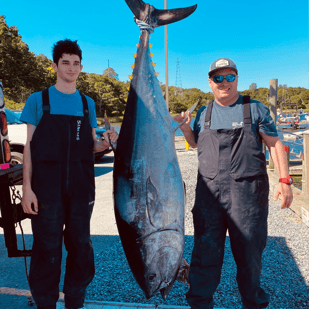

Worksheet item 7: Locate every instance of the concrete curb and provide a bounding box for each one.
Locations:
[56,300,226,309]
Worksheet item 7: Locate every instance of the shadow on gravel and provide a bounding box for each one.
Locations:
[95,156,114,165]
[94,155,115,177]
[94,166,114,177]
[87,235,309,309]
[1,235,308,309]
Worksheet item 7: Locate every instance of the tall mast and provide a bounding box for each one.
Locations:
[164,0,169,110]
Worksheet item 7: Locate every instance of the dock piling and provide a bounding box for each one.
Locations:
[303,133,309,196]
[284,145,290,171]
[269,79,278,170]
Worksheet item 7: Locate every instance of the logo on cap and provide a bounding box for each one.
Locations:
[216,59,229,68]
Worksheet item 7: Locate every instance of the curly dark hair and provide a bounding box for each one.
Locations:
[52,39,82,65]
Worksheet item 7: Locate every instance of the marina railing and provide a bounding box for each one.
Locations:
[303,134,309,196]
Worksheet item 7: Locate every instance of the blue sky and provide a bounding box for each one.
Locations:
[1,0,308,92]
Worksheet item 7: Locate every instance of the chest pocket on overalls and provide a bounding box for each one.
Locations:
[229,122,267,179]
[30,114,70,204]
[197,130,219,179]
[197,101,219,180]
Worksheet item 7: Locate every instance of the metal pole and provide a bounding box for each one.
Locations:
[269,79,278,170]
[164,0,169,110]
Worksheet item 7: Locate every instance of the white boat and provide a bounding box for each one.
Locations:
[283,129,309,141]
[278,115,299,124]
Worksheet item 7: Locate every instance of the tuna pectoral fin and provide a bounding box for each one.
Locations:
[170,101,199,132]
[176,258,190,285]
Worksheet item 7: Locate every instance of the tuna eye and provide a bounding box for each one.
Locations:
[147,274,156,281]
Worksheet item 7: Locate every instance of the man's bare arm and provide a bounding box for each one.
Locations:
[21,124,39,214]
[260,132,293,209]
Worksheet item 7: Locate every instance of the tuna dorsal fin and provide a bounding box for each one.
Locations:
[125,0,197,28]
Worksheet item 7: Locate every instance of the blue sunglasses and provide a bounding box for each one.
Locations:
[212,74,237,83]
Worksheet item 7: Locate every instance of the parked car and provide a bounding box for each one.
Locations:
[94,126,113,160]
[6,108,113,165]
[5,108,26,166]
[0,82,11,166]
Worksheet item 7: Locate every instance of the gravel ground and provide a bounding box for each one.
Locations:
[86,151,309,308]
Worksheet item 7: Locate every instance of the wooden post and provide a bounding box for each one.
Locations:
[164,0,169,110]
[284,145,290,171]
[303,133,309,196]
[269,79,278,169]
[262,140,267,158]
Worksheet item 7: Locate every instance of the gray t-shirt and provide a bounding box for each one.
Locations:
[194,95,278,150]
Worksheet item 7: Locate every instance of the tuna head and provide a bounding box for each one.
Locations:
[140,230,184,300]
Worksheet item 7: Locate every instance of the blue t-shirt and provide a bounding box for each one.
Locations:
[194,95,278,150]
[20,86,97,128]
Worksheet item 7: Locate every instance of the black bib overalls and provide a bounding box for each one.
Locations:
[186,97,270,309]
[29,88,95,309]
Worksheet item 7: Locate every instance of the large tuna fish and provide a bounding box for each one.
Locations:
[113,0,197,301]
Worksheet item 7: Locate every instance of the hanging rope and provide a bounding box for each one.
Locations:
[134,18,154,34]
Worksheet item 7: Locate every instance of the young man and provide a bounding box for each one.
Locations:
[175,58,293,309]
[21,39,118,309]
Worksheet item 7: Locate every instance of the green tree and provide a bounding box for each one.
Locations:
[249,83,257,90]
[103,67,119,80]
[34,54,57,89]
[76,72,91,96]
[0,15,41,102]
[87,74,127,117]
[240,88,269,106]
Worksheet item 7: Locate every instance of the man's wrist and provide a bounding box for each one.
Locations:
[279,176,293,185]
[102,139,110,148]
[181,126,192,133]
[22,183,32,192]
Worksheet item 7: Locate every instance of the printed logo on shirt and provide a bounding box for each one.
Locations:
[76,120,81,140]
[232,121,243,128]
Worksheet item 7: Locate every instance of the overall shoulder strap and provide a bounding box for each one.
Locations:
[79,92,89,116]
[243,95,251,125]
[204,100,214,129]
[42,88,50,113]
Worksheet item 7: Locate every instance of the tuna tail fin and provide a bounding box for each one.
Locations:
[125,0,197,28]
[171,101,199,132]
[154,5,198,27]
